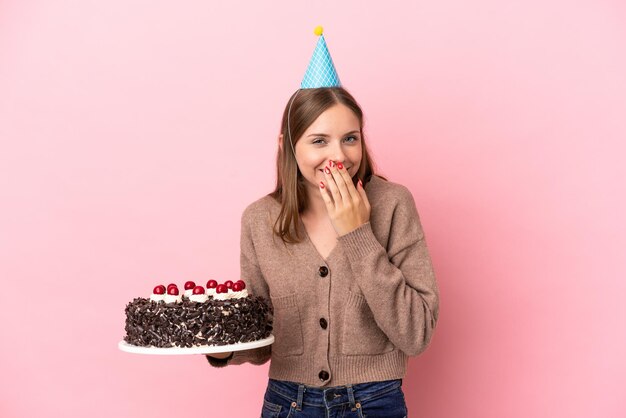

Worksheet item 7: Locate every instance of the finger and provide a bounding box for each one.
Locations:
[319,181,335,210]
[328,163,351,206]
[323,165,342,206]
[357,178,371,209]
[336,163,360,202]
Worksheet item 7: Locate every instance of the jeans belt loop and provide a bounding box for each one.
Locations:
[296,384,305,410]
[346,384,356,408]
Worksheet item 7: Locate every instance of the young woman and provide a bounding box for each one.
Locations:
[206,86,440,418]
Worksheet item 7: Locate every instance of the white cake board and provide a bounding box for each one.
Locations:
[118,335,274,355]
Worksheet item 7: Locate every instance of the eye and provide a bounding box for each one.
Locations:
[312,136,359,145]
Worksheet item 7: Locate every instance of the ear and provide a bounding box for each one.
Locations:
[278,134,284,152]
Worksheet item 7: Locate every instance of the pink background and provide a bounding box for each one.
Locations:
[1,1,625,417]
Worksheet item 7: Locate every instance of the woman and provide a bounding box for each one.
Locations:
[207,29,439,418]
[209,87,438,417]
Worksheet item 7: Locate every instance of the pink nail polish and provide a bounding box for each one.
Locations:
[324,167,331,174]
[337,162,344,169]
[320,181,325,188]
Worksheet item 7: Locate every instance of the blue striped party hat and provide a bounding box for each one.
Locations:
[300,26,341,89]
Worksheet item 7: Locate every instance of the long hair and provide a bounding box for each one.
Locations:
[269,87,383,244]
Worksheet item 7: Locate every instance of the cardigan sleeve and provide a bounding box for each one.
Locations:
[205,206,272,367]
[337,186,440,357]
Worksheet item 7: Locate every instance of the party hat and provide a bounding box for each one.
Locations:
[300,26,341,89]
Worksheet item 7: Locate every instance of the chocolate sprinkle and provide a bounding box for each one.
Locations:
[123,296,273,348]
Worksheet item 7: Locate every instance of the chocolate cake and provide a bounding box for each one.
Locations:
[123,280,273,348]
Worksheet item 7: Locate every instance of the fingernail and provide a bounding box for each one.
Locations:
[337,162,344,169]
[324,167,331,174]
[320,181,325,188]
[358,179,363,187]
[329,160,335,167]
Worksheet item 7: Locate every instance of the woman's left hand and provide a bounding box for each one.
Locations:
[319,161,371,236]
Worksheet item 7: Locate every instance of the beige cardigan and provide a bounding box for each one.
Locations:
[207,175,440,387]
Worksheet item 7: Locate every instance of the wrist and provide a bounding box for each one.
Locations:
[338,221,369,237]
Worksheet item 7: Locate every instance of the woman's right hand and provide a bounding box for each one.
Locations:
[207,351,233,359]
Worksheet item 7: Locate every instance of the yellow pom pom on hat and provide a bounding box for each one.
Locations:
[301,25,341,89]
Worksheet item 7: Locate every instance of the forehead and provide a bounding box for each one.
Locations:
[304,104,360,134]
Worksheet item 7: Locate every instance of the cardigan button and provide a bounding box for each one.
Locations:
[318,266,329,277]
[318,370,330,381]
[319,318,328,329]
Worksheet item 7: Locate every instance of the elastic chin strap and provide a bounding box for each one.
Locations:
[286,89,302,211]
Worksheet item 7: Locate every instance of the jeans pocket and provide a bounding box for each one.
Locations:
[270,294,304,356]
[341,291,394,355]
[261,399,282,418]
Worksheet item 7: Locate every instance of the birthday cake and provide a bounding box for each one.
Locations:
[123,280,273,348]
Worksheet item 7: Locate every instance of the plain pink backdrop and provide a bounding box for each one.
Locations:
[1,1,625,417]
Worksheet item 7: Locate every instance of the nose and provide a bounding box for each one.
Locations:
[328,142,347,165]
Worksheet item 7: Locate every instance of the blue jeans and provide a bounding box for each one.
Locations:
[261,378,408,418]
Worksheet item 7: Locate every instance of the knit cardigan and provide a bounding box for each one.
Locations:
[207,175,440,387]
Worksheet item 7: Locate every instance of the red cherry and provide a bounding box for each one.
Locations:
[216,284,228,294]
[206,279,218,289]
[167,283,177,289]
[224,280,234,289]
[232,282,244,292]
[235,280,246,290]
[153,285,166,295]
[167,286,179,296]
[184,280,196,290]
[193,285,205,295]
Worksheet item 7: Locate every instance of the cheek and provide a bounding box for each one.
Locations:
[349,148,363,164]
[301,154,325,169]
[295,149,322,172]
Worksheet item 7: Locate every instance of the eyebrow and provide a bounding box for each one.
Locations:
[307,130,360,137]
